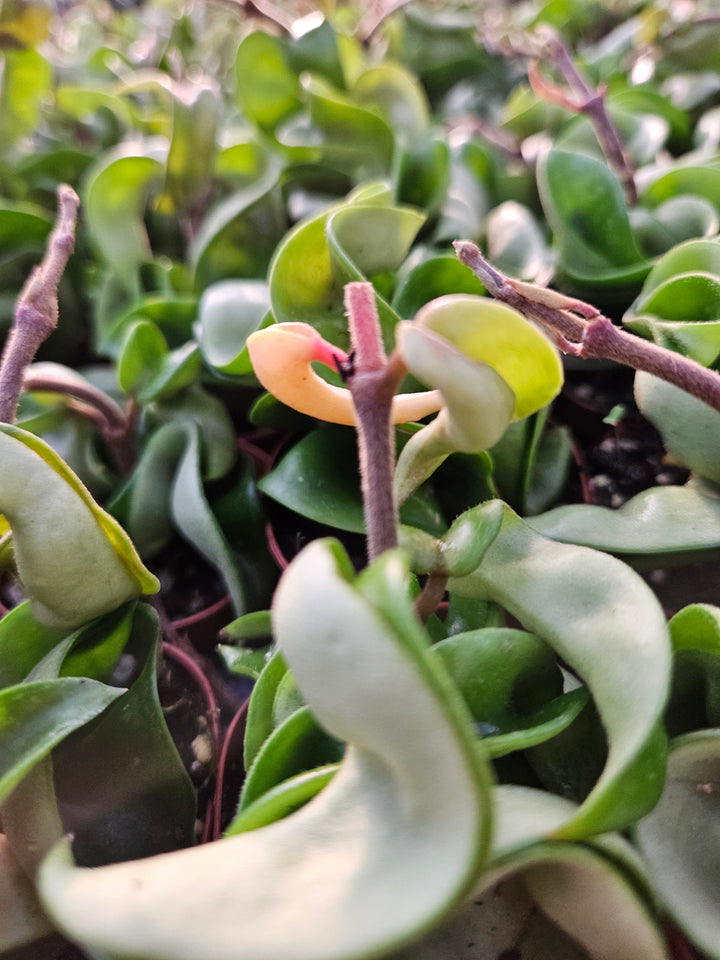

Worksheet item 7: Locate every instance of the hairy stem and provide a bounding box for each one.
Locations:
[528,32,637,204]
[344,282,407,561]
[21,368,136,475]
[0,185,80,424]
[455,240,720,413]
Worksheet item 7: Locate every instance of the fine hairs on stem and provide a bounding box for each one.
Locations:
[455,240,720,415]
[343,282,407,562]
[0,185,136,473]
[0,185,80,425]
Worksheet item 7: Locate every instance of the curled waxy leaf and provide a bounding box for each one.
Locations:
[635,371,720,483]
[0,424,158,629]
[449,502,671,838]
[395,296,562,503]
[635,730,720,960]
[247,322,441,425]
[38,541,492,960]
[399,499,504,577]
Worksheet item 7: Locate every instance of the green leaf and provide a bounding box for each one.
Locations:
[394,296,563,502]
[0,677,123,804]
[190,144,286,289]
[354,61,430,146]
[450,502,671,837]
[226,765,337,836]
[0,48,52,146]
[117,318,169,396]
[240,705,343,811]
[235,31,300,131]
[538,149,649,289]
[0,424,159,629]
[392,253,486,319]
[302,73,395,177]
[485,201,552,282]
[197,279,271,375]
[268,186,424,351]
[641,165,720,212]
[0,602,66,690]
[258,425,446,536]
[39,543,492,960]
[0,833,53,953]
[665,604,720,735]
[635,372,720,482]
[170,423,246,616]
[52,603,197,865]
[162,82,219,213]
[528,480,720,561]
[84,147,166,293]
[635,730,720,960]
[243,649,288,770]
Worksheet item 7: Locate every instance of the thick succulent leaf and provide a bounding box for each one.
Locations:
[0,424,158,629]
[162,82,219,213]
[0,48,52,146]
[51,603,197,866]
[0,602,66,690]
[197,279,271,375]
[641,165,720,211]
[635,371,720,482]
[258,425,445,537]
[247,322,441,425]
[170,423,245,615]
[486,201,552,282]
[0,833,53,953]
[243,649,289,770]
[392,253,486,319]
[528,479,720,560]
[83,146,166,292]
[190,144,286,289]
[429,626,590,756]
[268,183,421,348]
[302,73,395,177]
[629,238,720,306]
[491,407,572,516]
[666,604,720,734]
[0,677,124,804]
[235,31,300,131]
[388,874,588,959]
[353,62,430,146]
[39,542,492,960]
[538,149,650,289]
[240,705,343,811]
[399,499,504,578]
[635,730,720,960]
[449,502,671,837]
[395,296,562,503]
[431,628,563,726]
[226,765,337,835]
[390,786,667,960]
[407,295,563,422]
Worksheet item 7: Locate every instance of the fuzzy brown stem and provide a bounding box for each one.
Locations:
[455,240,720,414]
[344,283,407,561]
[415,570,448,623]
[0,186,80,424]
[529,33,637,205]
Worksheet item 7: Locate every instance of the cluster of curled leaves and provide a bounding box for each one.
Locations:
[2,1,720,958]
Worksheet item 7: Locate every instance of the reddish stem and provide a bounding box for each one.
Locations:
[344,283,407,561]
[455,241,720,415]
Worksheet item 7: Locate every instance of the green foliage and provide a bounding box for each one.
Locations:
[1,1,720,957]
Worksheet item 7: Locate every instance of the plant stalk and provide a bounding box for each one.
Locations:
[455,240,720,414]
[344,282,407,562]
[0,185,80,425]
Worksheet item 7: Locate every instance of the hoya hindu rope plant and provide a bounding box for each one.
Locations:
[2,1,720,958]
